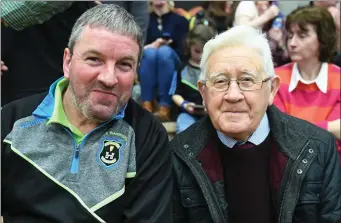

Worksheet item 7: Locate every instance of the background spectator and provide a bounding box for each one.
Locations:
[1,1,95,106]
[274,6,340,155]
[233,0,280,28]
[139,0,188,121]
[170,24,216,133]
[103,1,149,42]
[255,1,290,67]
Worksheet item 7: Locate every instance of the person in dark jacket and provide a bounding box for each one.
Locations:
[139,0,189,121]
[1,5,172,223]
[171,25,341,223]
[1,1,96,106]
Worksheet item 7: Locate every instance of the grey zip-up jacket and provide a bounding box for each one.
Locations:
[2,79,172,222]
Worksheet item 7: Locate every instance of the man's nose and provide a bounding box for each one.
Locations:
[223,81,244,102]
[97,65,118,87]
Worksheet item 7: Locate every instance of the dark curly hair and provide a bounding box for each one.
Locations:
[285,5,337,62]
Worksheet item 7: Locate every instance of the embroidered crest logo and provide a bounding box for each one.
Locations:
[99,140,122,166]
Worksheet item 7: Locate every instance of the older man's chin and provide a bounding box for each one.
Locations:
[218,121,253,137]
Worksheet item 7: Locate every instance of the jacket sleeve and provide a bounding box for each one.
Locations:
[123,107,172,222]
[2,1,73,31]
[319,134,341,222]
[172,153,188,223]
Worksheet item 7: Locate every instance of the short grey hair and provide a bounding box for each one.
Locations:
[68,4,143,62]
[199,25,275,80]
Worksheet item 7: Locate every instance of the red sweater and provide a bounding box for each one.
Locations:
[274,63,340,153]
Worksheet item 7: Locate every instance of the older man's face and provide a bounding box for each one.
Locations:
[63,26,139,122]
[198,46,279,140]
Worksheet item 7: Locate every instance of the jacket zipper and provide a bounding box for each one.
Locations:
[277,141,309,223]
[174,148,226,223]
[63,119,113,175]
[64,128,80,174]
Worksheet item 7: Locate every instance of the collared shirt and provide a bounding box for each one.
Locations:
[46,78,85,144]
[2,1,73,30]
[288,62,328,94]
[217,113,270,148]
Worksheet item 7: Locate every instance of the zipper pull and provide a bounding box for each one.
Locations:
[75,146,80,159]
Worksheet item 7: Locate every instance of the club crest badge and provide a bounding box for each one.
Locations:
[98,136,126,168]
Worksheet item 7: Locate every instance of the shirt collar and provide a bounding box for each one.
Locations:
[217,113,270,148]
[33,77,127,121]
[289,62,328,93]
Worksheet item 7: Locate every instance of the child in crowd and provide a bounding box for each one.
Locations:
[170,24,216,133]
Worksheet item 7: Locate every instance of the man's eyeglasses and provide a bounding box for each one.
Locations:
[202,75,272,91]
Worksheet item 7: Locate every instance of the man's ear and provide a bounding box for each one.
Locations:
[197,80,205,98]
[268,75,280,105]
[197,80,207,105]
[63,48,72,79]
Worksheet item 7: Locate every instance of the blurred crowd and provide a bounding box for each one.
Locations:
[1,1,340,142]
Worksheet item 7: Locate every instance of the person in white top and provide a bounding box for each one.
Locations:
[233,1,279,28]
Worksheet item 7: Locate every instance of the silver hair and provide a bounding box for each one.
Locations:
[68,4,144,62]
[199,25,275,81]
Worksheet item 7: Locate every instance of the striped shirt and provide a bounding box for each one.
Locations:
[2,1,73,30]
[274,62,340,152]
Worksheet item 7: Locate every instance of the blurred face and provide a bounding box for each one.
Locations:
[198,46,279,140]
[63,26,139,122]
[190,43,203,64]
[256,1,271,15]
[225,1,234,14]
[287,24,320,62]
[152,0,167,8]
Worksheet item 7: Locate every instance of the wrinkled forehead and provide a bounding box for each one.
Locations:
[206,47,265,77]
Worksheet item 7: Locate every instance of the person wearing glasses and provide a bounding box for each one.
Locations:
[171,25,341,223]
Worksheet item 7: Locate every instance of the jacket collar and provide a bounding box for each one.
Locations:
[174,105,309,161]
[32,77,126,120]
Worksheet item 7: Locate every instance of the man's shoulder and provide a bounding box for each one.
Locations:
[124,99,168,137]
[1,93,47,141]
[170,116,208,146]
[271,107,334,146]
[2,93,47,117]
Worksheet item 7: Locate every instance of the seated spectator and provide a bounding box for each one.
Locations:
[233,1,280,29]
[274,6,340,154]
[171,25,341,223]
[255,1,290,67]
[170,24,216,133]
[139,0,188,121]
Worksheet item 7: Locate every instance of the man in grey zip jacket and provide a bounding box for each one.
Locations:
[1,5,172,222]
[171,25,341,223]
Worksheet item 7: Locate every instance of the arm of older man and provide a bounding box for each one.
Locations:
[318,134,341,221]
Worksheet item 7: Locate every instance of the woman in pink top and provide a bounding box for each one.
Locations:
[274,6,340,154]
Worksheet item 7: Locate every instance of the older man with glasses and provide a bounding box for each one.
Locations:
[171,25,341,223]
